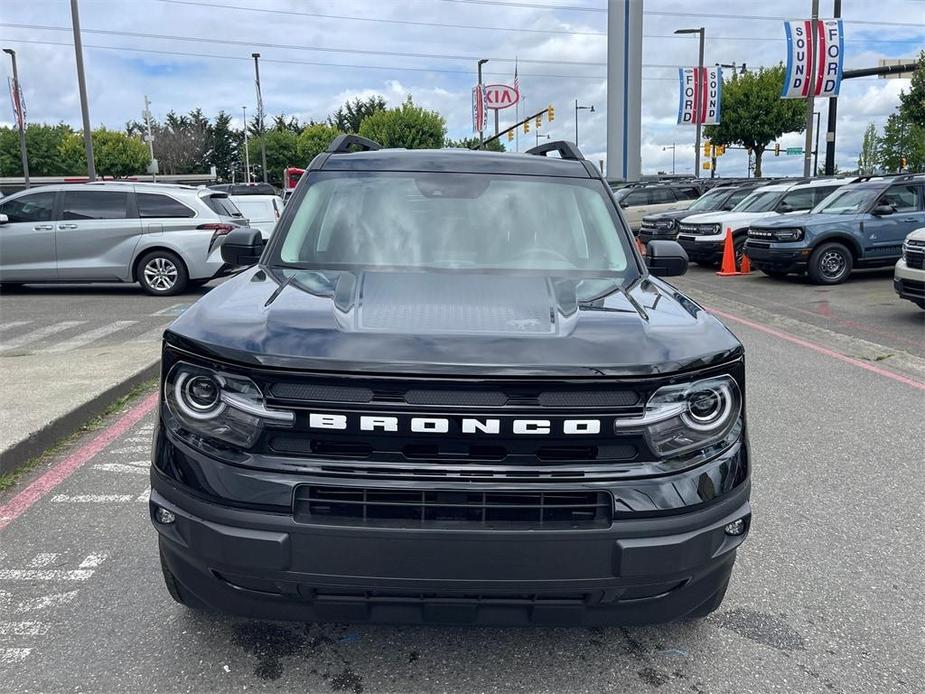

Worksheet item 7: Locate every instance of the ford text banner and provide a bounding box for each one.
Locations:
[677,66,722,126]
[782,18,845,98]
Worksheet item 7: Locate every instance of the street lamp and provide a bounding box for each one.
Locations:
[477,58,488,148]
[535,131,551,148]
[675,27,705,177]
[574,100,594,148]
[3,48,29,188]
[662,144,677,175]
[242,105,251,184]
[252,52,268,183]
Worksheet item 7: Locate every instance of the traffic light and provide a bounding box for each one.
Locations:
[547,105,555,121]
[524,120,530,134]
[715,144,725,157]
[535,115,542,128]
[774,143,780,156]
[507,130,514,142]
[703,162,712,170]
[703,142,712,158]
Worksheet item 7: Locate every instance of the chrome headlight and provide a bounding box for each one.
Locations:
[655,219,676,231]
[710,223,722,234]
[772,228,804,242]
[614,375,742,458]
[901,242,909,262]
[164,362,293,449]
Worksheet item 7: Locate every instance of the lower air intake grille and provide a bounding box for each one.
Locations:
[294,486,612,529]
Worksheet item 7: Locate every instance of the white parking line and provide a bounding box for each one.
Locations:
[15,591,79,613]
[0,321,32,333]
[92,463,149,474]
[50,494,135,503]
[78,554,108,569]
[27,554,61,568]
[108,445,150,455]
[128,324,169,344]
[136,489,151,503]
[0,621,50,636]
[0,321,86,352]
[43,321,138,353]
[0,648,32,664]
[0,569,95,581]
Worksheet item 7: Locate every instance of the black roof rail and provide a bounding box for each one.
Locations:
[525,140,585,161]
[325,134,382,154]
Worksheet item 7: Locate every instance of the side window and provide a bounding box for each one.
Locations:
[674,187,701,201]
[136,193,195,218]
[622,190,648,207]
[779,188,815,211]
[0,191,56,223]
[650,188,674,204]
[879,185,920,212]
[61,190,129,220]
[812,186,839,205]
[727,189,752,205]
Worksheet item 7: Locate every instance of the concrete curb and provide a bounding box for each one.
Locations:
[0,359,160,476]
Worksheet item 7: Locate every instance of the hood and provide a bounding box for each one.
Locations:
[749,212,859,229]
[642,208,705,223]
[681,210,777,226]
[166,267,742,377]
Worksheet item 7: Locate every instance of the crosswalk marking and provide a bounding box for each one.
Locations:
[128,324,169,344]
[0,321,85,352]
[0,621,50,636]
[27,554,60,568]
[92,463,149,474]
[0,648,32,664]
[78,554,108,569]
[15,591,78,613]
[0,321,32,333]
[43,320,138,353]
[0,569,95,581]
[50,494,134,503]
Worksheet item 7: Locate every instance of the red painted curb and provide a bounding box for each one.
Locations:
[0,392,159,532]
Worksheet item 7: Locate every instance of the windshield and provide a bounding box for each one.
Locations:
[733,190,783,212]
[812,187,878,214]
[687,190,727,212]
[272,172,633,277]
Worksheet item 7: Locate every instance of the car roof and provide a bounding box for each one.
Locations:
[321,148,594,178]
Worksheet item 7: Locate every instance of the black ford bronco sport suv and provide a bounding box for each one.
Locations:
[150,136,751,626]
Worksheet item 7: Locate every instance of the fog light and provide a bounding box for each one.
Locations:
[724,518,746,536]
[155,507,176,525]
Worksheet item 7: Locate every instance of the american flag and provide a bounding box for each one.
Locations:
[8,77,25,130]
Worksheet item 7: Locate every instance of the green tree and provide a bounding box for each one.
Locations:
[272,114,306,133]
[857,122,880,175]
[878,112,925,173]
[208,110,238,181]
[0,123,74,176]
[329,96,386,133]
[249,128,300,186]
[359,97,446,149]
[898,50,925,128]
[59,127,149,177]
[704,65,805,177]
[296,123,343,166]
[445,135,505,152]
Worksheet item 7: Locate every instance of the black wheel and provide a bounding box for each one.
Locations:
[137,250,189,296]
[761,270,789,280]
[159,545,201,609]
[808,242,853,285]
[685,578,730,620]
[695,260,719,268]
[733,236,747,269]
[187,278,211,289]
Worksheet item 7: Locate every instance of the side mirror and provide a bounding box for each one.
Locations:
[645,240,688,277]
[871,204,894,216]
[221,227,265,267]
[619,201,629,208]
[776,203,792,214]
[722,202,736,210]
[0,213,8,225]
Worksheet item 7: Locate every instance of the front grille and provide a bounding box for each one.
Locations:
[747,227,774,239]
[294,485,613,529]
[905,247,924,269]
[678,223,718,236]
[899,279,925,298]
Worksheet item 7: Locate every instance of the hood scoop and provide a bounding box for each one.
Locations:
[347,272,558,336]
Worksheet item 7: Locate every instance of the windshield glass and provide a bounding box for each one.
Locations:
[812,187,878,214]
[272,172,633,277]
[733,190,783,212]
[687,190,727,211]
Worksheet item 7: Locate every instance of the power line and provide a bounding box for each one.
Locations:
[435,0,605,11]
[0,22,609,66]
[139,0,606,37]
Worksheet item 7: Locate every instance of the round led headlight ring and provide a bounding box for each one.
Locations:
[682,383,733,432]
[174,371,225,420]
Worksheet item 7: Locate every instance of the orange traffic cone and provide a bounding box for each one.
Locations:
[739,252,751,274]
[716,230,746,277]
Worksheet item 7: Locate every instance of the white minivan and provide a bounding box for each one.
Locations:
[229,195,284,240]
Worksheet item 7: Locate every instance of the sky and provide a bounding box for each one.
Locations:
[1,0,923,178]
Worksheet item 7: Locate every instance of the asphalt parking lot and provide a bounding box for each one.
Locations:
[0,268,923,694]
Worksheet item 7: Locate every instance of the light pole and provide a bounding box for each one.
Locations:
[3,49,29,187]
[574,100,594,148]
[242,106,251,183]
[675,27,705,177]
[803,0,820,177]
[813,110,821,175]
[143,95,156,183]
[477,58,488,148]
[252,52,268,183]
[535,131,550,148]
[69,0,95,180]
[662,144,677,175]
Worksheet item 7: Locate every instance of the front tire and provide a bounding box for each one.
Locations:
[137,250,189,296]
[808,242,853,285]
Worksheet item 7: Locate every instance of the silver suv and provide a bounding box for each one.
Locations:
[0,182,246,295]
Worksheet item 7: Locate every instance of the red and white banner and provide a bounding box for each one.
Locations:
[677,66,722,126]
[781,19,844,98]
[8,77,25,130]
[471,85,487,132]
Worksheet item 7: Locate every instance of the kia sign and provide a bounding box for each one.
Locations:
[781,18,844,98]
[472,85,487,132]
[677,67,722,126]
[483,83,520,110]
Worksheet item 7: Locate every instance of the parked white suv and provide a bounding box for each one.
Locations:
[0,182,248,295]
[611,183,701,232]
[895,228,925,309]
[229,194,283,240]
[676,179,847,266]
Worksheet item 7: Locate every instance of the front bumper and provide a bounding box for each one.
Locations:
[677,234,724,261]
[150,429,751,625]
[894,259,925,306]
[744,242,810,273]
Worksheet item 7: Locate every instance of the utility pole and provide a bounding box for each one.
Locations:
[477,58,488,148]
[252,53,268,183]
[813,111,821,175]
[242,105,251,183]
[2,49,30,188]
[69,0,95,180]
[803,0,819,177]
[662,144,677,174]
[143,95,157,183]
[674,27,706,176]
[823,0,841,175]
[574,99,594,149]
